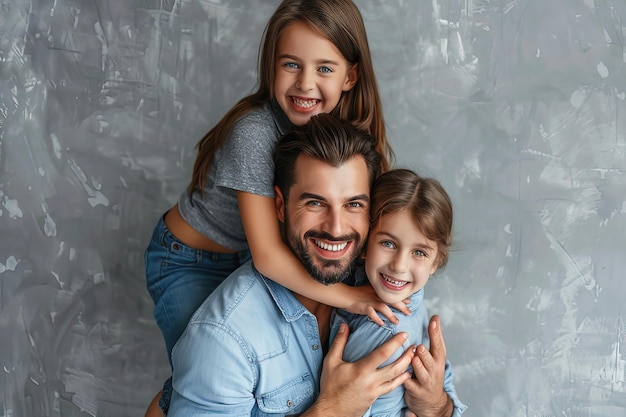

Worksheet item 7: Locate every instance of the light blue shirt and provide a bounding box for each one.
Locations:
[330,267,468,417]
[168,261,324,416]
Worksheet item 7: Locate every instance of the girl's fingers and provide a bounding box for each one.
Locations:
[390,300,411,316]
[370,303,397,325]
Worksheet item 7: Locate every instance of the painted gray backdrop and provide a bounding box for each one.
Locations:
[1,0,625,416]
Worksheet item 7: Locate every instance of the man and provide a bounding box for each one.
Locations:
[168,114,457,416]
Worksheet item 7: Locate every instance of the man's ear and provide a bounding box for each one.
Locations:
[342,64,359,92]
[274,185,286,223]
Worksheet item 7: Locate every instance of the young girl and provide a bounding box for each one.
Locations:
[330,169,467,416]
[144,0,408,414]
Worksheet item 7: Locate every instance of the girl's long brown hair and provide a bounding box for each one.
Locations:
[188,0,393,195]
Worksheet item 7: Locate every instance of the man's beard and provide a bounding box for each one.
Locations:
[288,229,363,285]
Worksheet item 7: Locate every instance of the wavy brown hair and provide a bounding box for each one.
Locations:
[188,0,393,195]
[273,113,381,201]
[370,169,453,270]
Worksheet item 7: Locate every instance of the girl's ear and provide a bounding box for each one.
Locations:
[430,265,438,276]
[274,185,286,223]
[342,64,359,91]
[430,253,442,275]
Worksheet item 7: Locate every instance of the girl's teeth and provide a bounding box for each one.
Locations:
[383,274,406,286]
[293,97,318,108]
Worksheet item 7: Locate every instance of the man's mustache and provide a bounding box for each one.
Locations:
[303,231,359,243]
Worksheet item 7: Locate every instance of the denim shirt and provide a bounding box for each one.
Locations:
[168,261,324,416]
[330,268,468,417]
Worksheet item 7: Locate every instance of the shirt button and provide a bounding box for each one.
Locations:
[287,400,293,407]
[312,344,319,350]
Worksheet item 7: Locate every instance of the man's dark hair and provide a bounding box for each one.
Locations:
[273,113,381,199]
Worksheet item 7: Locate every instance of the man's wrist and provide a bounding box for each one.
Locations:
[301,398,335,417]
[412,391,453,417]
[436,393,454,417]
[302,397,364,417]
[300,400,337,417]
[443,394,454,417]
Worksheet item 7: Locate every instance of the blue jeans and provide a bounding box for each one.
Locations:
[145,213,251,413]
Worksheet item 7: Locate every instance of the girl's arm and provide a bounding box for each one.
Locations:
[238,191,410,325]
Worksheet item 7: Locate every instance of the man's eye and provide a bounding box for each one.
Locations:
[308,201,322,207]
[347,202,362,208]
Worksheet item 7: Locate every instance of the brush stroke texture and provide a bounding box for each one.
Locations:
[0,1,624,416]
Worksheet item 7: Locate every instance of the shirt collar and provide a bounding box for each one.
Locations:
[270,99,294,136]
[260,272,310,322]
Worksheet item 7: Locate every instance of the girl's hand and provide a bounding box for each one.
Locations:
[344,285,411,326]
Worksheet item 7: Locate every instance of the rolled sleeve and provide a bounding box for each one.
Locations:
[169,321,256,416]
[443,360,468,416]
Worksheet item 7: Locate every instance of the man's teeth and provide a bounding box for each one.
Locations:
[315,240,347,252]
[293,97,318,108]
[382,274,407,287]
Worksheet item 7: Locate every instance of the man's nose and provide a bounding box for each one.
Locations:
[322,208,345,237]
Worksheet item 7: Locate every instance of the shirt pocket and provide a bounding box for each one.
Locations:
[256,374,315,416]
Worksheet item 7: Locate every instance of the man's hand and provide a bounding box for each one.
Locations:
[303,322,414,417]
[403,315,453,417]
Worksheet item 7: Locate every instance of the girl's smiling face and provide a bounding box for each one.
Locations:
[365,209,440,305]
[273,21,357,126]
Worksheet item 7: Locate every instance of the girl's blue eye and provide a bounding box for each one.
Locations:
[284,62,299,69]
[319,66,333,73]
[381,240,395,249]
[413,249,426,257]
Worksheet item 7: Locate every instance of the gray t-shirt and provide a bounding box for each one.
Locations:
[178,101,293,251]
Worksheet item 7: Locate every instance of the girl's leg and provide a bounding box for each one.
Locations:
[143,391,163,417]
[145,214,247,362]
[144,214,250,414]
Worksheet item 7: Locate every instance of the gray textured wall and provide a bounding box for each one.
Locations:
[1,1,625,416]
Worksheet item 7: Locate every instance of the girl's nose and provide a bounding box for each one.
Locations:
[390,252,408,273]
[296,70,315,91]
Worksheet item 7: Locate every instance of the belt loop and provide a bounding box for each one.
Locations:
[159,218,169,246]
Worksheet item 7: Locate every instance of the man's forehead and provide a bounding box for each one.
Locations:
[290,153,370,198]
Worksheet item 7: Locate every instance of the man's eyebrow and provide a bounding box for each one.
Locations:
[348,194,370,204]
[297,193,370,203]
[298,192,327,202]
